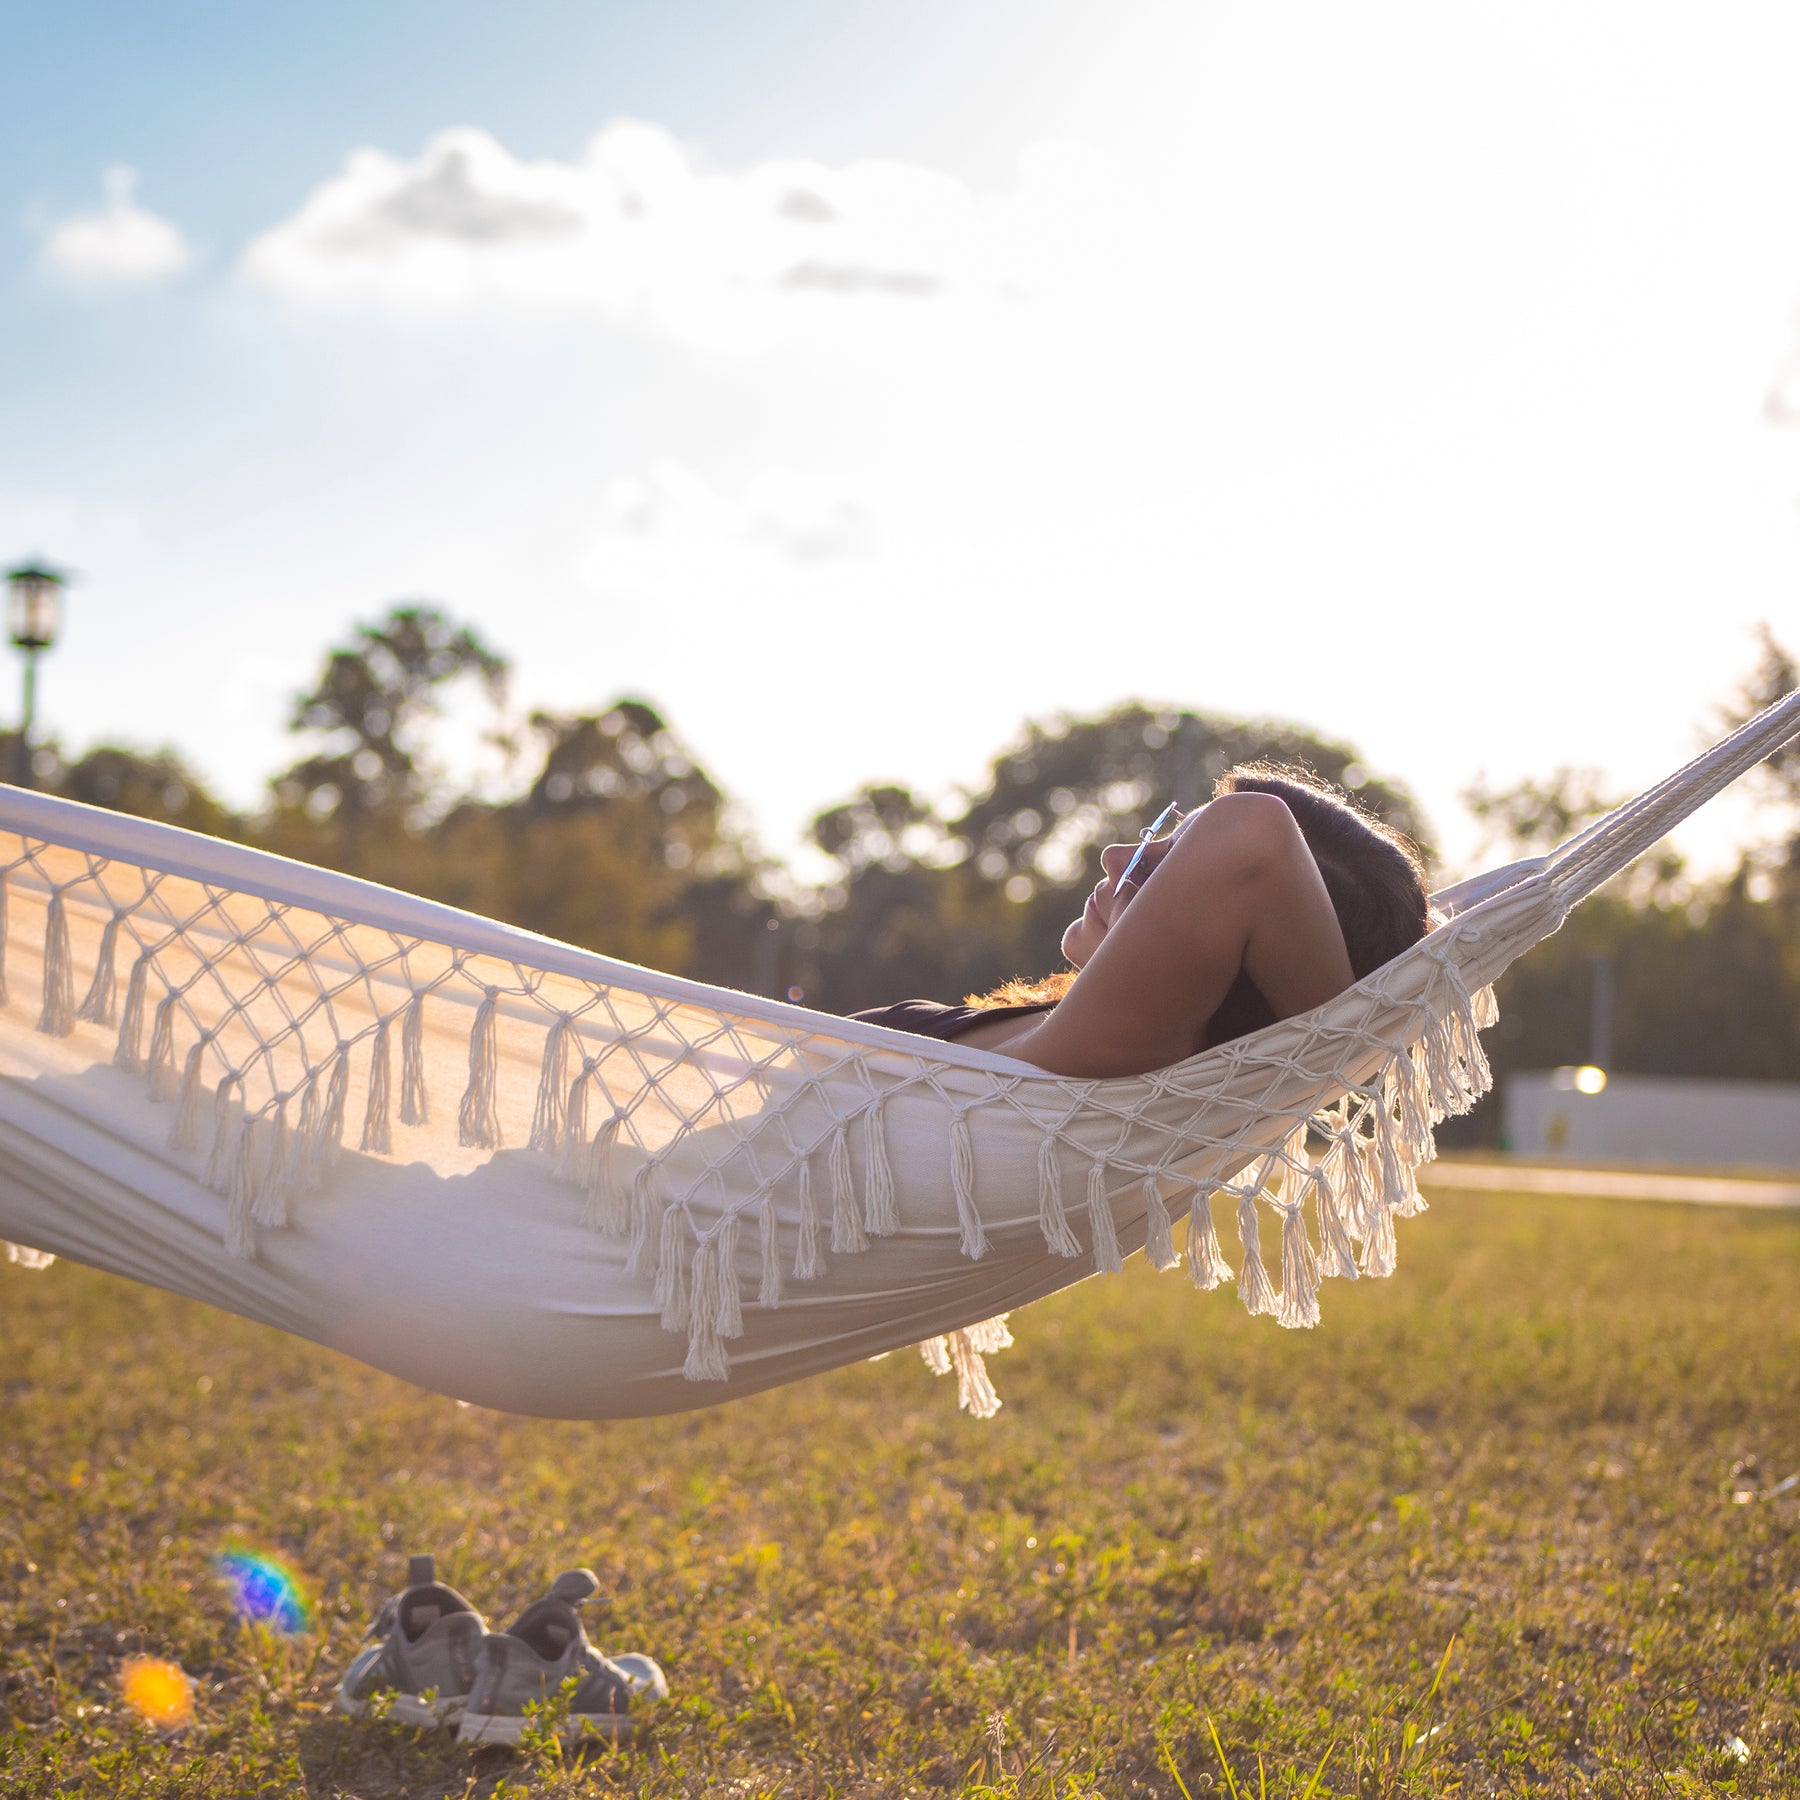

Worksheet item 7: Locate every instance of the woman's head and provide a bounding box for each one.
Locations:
[1053,760,1432,1044]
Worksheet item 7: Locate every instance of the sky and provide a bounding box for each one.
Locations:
[6,0,1800,883]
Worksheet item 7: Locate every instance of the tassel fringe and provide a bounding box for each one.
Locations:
[863,1100,898,1235]
[114,952,150,1071]
[76,912,122,1026]
[654,1202,689,1331]
[1036,1137,1082,1257]
[168,1033,213,1153]
[36,891,74,1036]
[1086,1161,1123,1274]
[360,1018,393,1154]
[758,1193,783,1307]
[147,994,179,1100]
[828,1124,867,1254]
[1143,1175,1179,1272]
[950,1113,987,1261]
[1274,1200,1320,1329]
[1186,1193,1233,1289]
[399,992,429,1126]
[624,1163,656,1275]
[529,1015,572,1154]
[251,1101,291,1228]
[794,1160,823,1280]
[456,987,502,1150]
[1235,1192,1277,1316]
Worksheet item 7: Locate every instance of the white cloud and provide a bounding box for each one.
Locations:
[239,121,1106,345]
[584,461,877,571]
[41,166,190,284]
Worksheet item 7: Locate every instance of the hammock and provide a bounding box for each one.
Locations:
[2,690,1796,1418]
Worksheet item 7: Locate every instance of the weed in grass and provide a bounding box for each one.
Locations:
[3,1187,1799,1794]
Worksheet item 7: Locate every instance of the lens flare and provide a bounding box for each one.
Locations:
[214,1546,312,1634]
[120,1656,195,1731]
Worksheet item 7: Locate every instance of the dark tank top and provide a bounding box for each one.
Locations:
[849,998,1055,1042]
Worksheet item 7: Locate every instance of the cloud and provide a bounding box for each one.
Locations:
[41,166,190,284]
[239,121,1104,344]
[585,461,876,571]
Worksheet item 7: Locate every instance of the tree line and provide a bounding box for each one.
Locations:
[17,606,1799,1135]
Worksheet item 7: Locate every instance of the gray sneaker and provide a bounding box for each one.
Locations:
[456,1568,667,1746]
[335,1554,489,1728]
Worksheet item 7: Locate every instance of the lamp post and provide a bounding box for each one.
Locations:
[6,563,67,788]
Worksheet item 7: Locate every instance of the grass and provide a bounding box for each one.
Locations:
[3,1185,1799,1797]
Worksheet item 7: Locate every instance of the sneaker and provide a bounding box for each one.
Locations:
[456,1568,667,1747]
[335,1554,489,1728]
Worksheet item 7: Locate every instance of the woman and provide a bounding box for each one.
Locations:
[853,763,1433,1079]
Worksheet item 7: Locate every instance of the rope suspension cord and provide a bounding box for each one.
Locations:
[0,687,1794,1419]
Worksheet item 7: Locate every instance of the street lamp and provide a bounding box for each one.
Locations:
[6,563,67,788]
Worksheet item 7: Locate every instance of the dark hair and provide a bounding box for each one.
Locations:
[1202,761,1432,1044]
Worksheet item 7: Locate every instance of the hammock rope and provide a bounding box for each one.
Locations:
[2,686,1796,1419]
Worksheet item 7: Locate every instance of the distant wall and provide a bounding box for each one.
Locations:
[1502,1069,1800,1169]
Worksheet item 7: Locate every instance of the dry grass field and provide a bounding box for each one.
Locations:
[3,1184,1798,1797]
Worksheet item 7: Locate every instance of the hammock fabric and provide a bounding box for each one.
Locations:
[3,691,1796,1418]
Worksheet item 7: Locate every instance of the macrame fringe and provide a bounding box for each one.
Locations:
[945,1329,1003,1418]
[114,951,150,1071]
[1313,1164,1361,1281]
[625,1163,657,1276]
[1086,1161,1123,1274]
[204,1075,242,1192]
[1186,1193,1233,1290]
[457,987,502,1150]
[293,1074,322,1191]
[1235,1191,1277,1317]
[715,1213,743,1338]
[1143,1175,1179,1272]
[168,1033,213,1153]
[794,1160,823,1280]
[950,1113,987,1261]
[758,1193,784,1307]
[1362,1192,1398,1278]
[252,1100,291,1228]
[147,994,179,1101]
[920,1336,951,1376]
[75,911,122,1027]
[360,1018,393,1154]
[218,1103,256,1259]
[1274,1200,1320,1329]
[36,890,74,1037]
[863,1100,898,1235]
[828,1124,867,1254]
[529,1015,572,1154]
[580,1104,633,1235]
[654,1202,689,1332]
[313,1047,351,1183]
[682,1231,731,1382]
[399,992,429,1126]
[1036,1136,1082,1258]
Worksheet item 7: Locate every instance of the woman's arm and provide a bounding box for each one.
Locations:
[998,793,1354,1079]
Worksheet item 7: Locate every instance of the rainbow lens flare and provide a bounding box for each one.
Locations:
[214,1547,312,1634]
[120,1657,195,1731]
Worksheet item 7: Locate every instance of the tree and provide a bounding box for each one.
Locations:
[1460,766,1621,858]
[270,603,509,859]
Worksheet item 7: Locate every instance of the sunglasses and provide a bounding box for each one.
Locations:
[1116,801,1183,892]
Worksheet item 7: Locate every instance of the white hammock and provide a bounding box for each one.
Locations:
[3,690,1796,1418]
